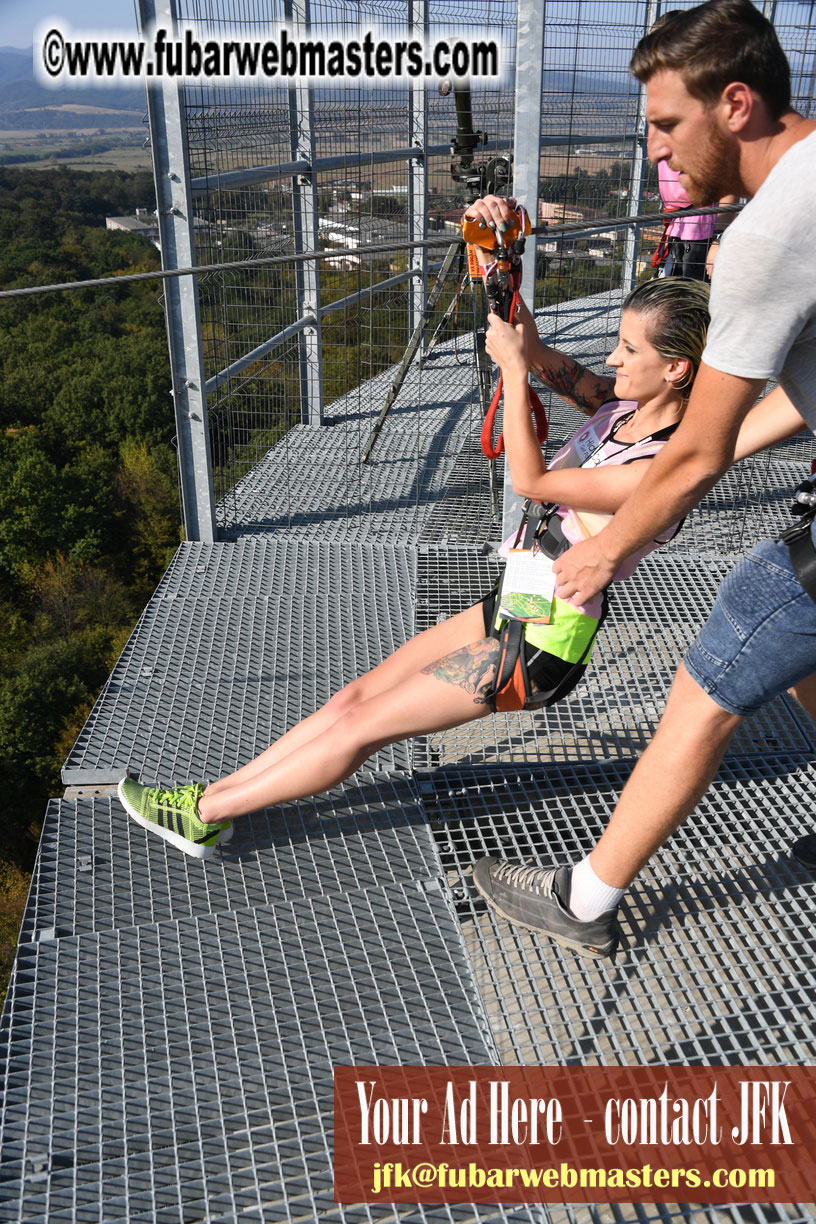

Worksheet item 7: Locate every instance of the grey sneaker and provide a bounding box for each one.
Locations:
[792,834,816,869]
[471,856,619,958]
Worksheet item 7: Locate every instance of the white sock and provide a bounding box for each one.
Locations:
[568,856,625,922]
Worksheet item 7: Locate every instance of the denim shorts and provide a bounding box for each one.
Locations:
[684,523,816,717]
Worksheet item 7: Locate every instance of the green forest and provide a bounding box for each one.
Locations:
[0,167,179,994]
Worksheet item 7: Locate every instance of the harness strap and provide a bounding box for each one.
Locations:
[779,479,816,603]
[650,220,672,269]
[488,587,609,714]
[781,506,816,604]
[492,619,529,709]
[532,510,568,559]
[483,501,609,714]
[466,203,548,461]
[788,528,816,602]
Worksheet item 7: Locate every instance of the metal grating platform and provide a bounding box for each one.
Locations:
[418,757,816,1079]
[417,435,502,546]
[220,425,463,543]
[418,755,816,891]
[220,356,489,542]
[456,873,816,1074]
[0,884,516,1224]
[606,551,740,622]
[6,291,816,1222]
[156,539,418,602]
[62,588,416,787]
[666,459,808,556]
[323,338,485,436]
[21,776,439,941]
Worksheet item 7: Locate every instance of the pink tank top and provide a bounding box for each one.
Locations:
[658,162,716,241]
[501,401,682,619]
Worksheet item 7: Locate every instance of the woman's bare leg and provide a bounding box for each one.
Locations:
[205,602,489,796]
[198,631,500,821]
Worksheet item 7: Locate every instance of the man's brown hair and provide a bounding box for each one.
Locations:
[631,0,791,119]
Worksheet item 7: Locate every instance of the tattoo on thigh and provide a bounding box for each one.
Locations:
[421,639,500,705]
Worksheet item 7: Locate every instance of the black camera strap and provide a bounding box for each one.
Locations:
[779,479,816,604]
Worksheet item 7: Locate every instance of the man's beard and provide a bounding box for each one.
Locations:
[681,124,740,205]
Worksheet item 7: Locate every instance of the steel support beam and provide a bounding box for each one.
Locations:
[408,0,429,338]
[286,0,324,427]
[502,0,546,541]
[623,0,660,291]
[137,0,217,542]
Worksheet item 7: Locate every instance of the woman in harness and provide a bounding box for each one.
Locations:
[119,277,715,858]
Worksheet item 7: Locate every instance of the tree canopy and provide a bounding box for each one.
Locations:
[0,167,179,873]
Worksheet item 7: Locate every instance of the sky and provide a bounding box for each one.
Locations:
[4,1,140,50]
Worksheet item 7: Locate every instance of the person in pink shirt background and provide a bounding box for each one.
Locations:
[651,9,736,279]
[655,159,735,278]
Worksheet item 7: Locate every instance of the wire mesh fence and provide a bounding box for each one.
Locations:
[175,0,521,526]
[159,0,816,535]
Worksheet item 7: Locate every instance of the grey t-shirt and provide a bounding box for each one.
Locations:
[702,127,816,430]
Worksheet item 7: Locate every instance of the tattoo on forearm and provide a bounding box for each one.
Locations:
[421,640,500,706]
[535,356,612,413]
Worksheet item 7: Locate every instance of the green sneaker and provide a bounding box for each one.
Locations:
[117,777,234,860]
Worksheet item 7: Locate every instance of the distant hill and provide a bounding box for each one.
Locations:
[543,68,634,96]
[0,44,633,133]
[0,47,144,129]
[0,47,30,85]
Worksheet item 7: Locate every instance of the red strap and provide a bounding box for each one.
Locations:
[480,282,549,460]
[481,372,506,459]
[651,220,672,268]
[481,375,548,459]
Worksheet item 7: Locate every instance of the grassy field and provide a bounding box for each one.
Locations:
[0,129,151,172]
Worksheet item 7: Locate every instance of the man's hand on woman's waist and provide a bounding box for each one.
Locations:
[553,534,620,605]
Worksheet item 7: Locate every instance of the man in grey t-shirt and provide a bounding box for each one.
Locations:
[704,129,816,421]
[469,0,816,957]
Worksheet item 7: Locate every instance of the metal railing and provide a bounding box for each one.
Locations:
[0,199,742,541]
[135,0,656,540]
[196,204,695,535]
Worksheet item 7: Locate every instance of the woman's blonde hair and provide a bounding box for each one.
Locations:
[623,276,711,393]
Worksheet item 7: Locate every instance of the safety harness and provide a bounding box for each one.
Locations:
[484,501,608,713]
[461,205,549,459]
[482,401,684,715]
[780,478,816,603]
